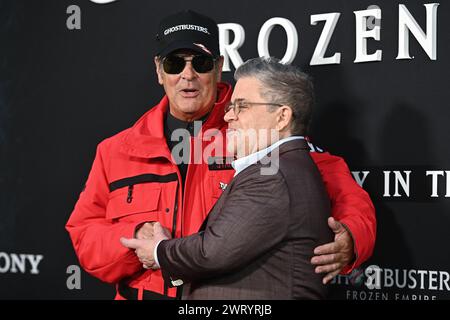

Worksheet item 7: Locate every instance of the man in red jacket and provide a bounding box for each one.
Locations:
[66,10,376,300]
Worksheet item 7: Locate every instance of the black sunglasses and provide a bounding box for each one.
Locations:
[162,55,216,74]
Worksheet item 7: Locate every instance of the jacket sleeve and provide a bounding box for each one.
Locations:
[157,168,291,282]
[65,141,144,283]
[310,150,376,274]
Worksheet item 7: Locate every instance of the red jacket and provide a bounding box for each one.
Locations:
[66,82,376,298]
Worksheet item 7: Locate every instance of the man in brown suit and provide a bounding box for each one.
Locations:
[122,57,333,299]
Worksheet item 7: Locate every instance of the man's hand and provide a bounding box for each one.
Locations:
[153,222,171,241]
[120,222,171,270]
[311,217,355,284]
[120,237,159,270]
[135,222,155,240]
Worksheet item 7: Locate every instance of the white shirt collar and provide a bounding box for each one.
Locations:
[232,136,305,177]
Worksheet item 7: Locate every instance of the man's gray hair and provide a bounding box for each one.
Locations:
[234,57,314,135]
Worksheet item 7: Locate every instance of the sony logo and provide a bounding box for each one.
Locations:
[0,252,44,275]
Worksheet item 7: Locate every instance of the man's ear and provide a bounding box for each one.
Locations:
[276,106,294,133]
[154,56,164,85]
[215,56,224,82]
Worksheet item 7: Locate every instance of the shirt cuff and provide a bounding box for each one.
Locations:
[153,239,164,268]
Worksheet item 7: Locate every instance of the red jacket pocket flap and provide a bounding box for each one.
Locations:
[106,186,161,220]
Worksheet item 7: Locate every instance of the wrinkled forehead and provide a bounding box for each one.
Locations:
[232,77,264,100]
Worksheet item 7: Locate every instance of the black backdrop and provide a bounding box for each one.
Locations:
[1,0,449,299]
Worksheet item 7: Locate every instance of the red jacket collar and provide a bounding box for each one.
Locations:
[121,82,232,159]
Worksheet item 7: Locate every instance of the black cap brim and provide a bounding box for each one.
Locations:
[157,39,216,58]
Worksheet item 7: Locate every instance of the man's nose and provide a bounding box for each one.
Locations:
[180,61,197,80]
[224,108,236,123]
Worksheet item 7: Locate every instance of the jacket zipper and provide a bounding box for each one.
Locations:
[126,185,134,203]
[164,181,179,296]
[171,183,179,239]
[164,136,190,296]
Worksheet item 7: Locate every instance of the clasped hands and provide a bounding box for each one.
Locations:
[120,222,171,270]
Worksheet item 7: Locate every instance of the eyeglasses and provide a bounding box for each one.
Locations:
[224,100,283,116]
[162,54,216,74]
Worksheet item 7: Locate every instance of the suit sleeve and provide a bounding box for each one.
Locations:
[157,167,290,282]
[65,141,144,283]
[310,150,376,274]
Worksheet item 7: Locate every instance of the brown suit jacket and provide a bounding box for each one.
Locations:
[157,139,333,299]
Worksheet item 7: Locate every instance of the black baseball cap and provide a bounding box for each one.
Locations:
[155,10,220,58]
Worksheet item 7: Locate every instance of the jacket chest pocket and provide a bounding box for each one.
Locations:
[207,156,234,200]
[208,171,233,200]
[106,183,161,223]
